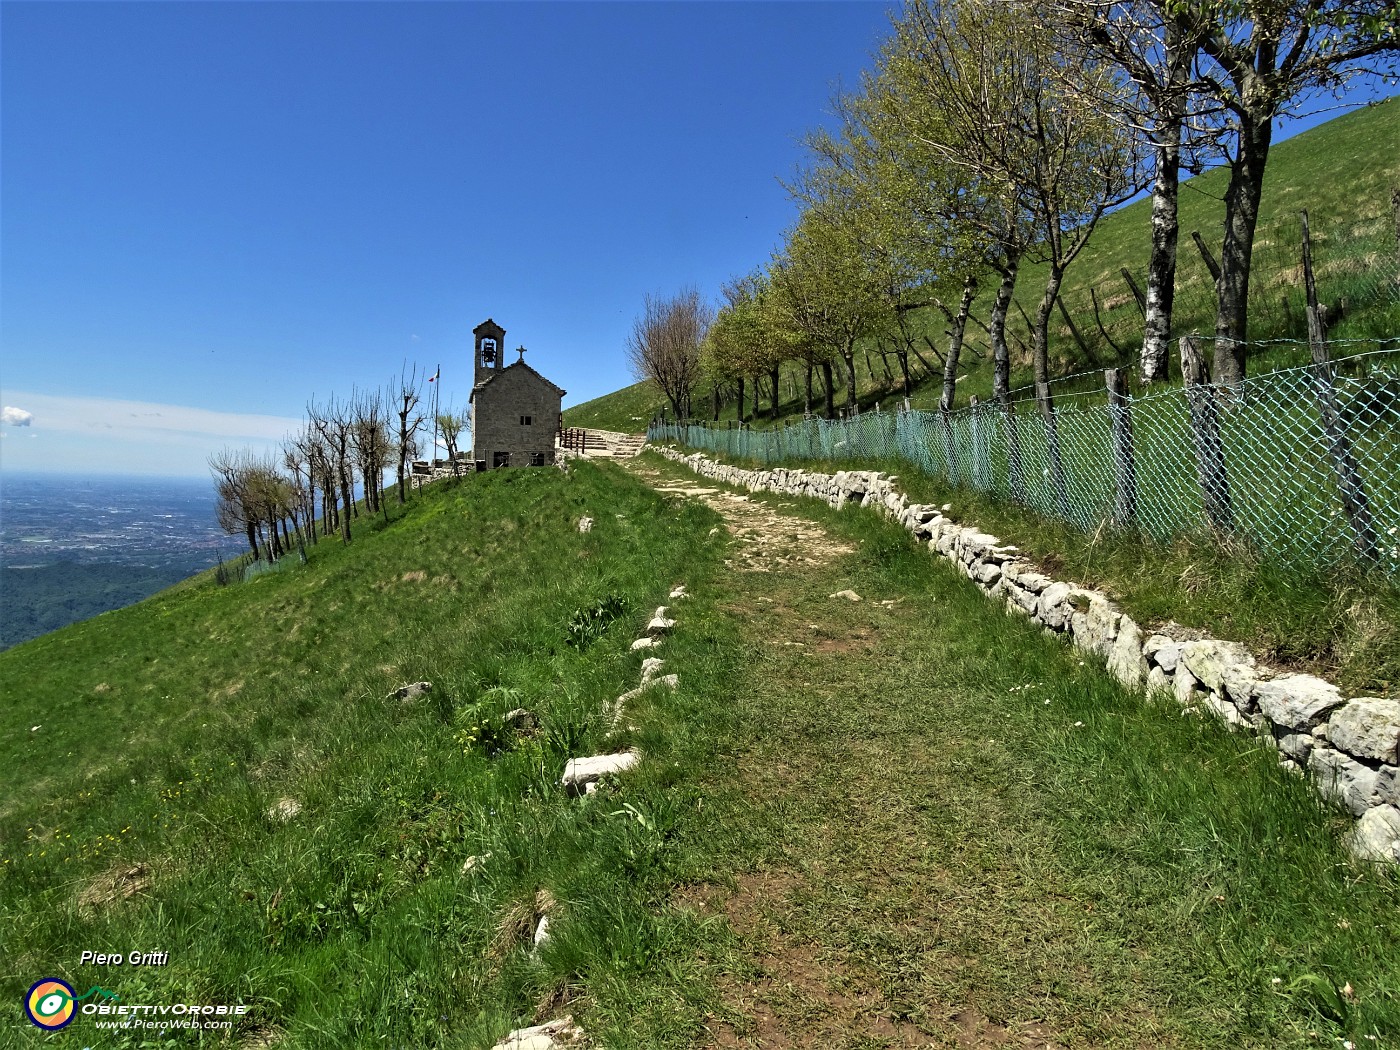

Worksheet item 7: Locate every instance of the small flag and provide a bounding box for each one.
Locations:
[427,367,440,383]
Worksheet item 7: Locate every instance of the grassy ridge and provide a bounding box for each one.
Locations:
[564,99,1400,433]
[0,464,729,1047]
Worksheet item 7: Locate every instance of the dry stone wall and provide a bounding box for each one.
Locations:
[653,445,1400,864]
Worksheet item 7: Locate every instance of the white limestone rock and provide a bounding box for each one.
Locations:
[631,636,661,651]
[1373,766,1400,809]
[1107,617,1148,688]
[388,681,432,702]
[1146,665,1171,697]
[1202,691,1250,728]
[577,517,593,533]
[1275,732,1315,763]
[1309,747,1384,817]
[1327,698,1400,764]
[1173,665,1203,708]
[492,1016,586,1050]
[1142,634,1181,673]
[1346,805,1400,864]
[562,750,641,794]
[1037,582,1074,630]
[1179,640,1254,697]
[1256,674,1345,731]
[975,560,1002,586]
[647,607,676,634]
[639,657,666,685]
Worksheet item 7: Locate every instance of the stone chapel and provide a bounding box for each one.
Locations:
[468,318,566,468]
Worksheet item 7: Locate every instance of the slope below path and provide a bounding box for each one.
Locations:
[619,451,1400,1049]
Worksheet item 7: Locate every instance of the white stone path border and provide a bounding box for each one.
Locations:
[502,599,685,1047]
[653,445,1400,864]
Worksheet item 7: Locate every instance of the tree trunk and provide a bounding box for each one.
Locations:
[989,260,1019,401]
[1032,264,1067,388]
[245,520,259,560]
[842,346,857,415]
[712,386,721,421]
[821,360,835,419]
[339,473,353,543]
[804,362,813,416]
[737,377,745,423]
[751,376,761,422]
[1141,86,1183,384]
[941,277,977,412]
[1214,109,1273,386]
[770,366,780,421]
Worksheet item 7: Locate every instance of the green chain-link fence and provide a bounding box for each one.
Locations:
[652,343,1400,578]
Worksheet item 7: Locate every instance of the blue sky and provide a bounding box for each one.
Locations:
[1,1,898,476]
[1,2,1392,478]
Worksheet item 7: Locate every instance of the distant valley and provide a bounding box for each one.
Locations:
[0,472,243,649]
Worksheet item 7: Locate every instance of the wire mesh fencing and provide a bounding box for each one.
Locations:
[652,343,1400,579]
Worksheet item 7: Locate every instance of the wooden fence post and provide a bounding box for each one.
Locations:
[940,405,960,485]
[1105,368,1138,528]
[1180,335,1235,532]
[970,396,988,490]
[997,390,1027,502]
[1301,209,1377,561]
[1036,381,1071,521]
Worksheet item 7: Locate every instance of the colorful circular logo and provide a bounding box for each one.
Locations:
[25,978,77,1029]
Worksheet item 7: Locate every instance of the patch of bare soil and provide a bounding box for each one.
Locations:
[679,874,1064,1050]
[78,861,151,911]
[634,465,854,573]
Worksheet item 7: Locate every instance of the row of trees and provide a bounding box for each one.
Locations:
[210,368,471,562]
[630,0,1397,422]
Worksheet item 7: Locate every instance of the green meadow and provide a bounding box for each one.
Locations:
[0,464,727,1047]
[2,454,1399,1047]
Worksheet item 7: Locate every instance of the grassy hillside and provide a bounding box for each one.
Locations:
[0,464,726,1047]
[4,455,1399,1046]
[567,98,1400,431]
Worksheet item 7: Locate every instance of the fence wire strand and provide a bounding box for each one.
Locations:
[651,346,1400,578]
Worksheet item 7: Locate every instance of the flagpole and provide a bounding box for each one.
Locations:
[430,363,441,474]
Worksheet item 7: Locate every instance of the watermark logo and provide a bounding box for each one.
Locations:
[24,979,77,1030]
[23,980,121,1030]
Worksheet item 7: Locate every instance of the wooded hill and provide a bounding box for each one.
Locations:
[565,98,1400,434]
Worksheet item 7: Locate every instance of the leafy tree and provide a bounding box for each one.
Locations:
[436,407,469,475]
[1183,0,1400,383]
[893,0,1143,395]
[1053,0,1215,383]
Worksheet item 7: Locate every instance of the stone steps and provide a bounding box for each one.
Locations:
[557,428,647,460]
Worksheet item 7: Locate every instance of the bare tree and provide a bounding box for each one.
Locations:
[1053,0,1215,383]
[352,388,391,516]
[626,287,714,421]
[394,367,426,504]
[310,396,356,543]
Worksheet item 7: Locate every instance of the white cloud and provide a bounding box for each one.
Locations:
[0,392,305,476]
[2,406,34,426]
[1,392,299,442]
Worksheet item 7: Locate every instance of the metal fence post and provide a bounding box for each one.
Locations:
[1106,368,1138,528]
